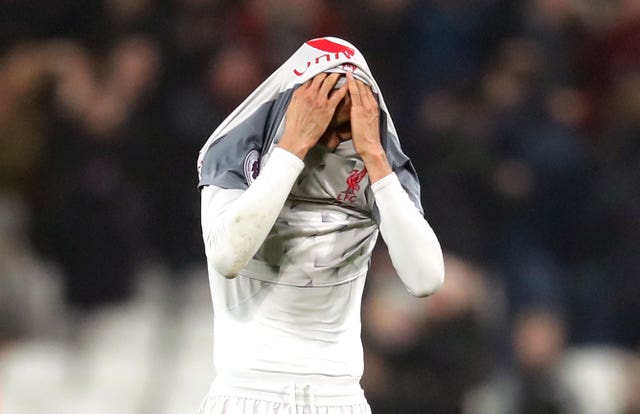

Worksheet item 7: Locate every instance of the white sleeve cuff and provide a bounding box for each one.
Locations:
[267,146,305,174]
[371,172,403,198]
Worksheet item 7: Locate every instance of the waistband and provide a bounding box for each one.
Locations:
[208,370,367,407]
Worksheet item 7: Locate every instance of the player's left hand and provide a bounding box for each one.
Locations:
[346,71,391,182]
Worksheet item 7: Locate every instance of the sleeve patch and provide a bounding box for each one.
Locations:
[244,149,261,185]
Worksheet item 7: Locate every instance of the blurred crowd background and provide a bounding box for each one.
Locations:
[1,0,640,413]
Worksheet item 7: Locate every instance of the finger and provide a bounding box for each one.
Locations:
[319,73,342,97]
[296,80,311,94]
[362,82,378,109]
[328,81,348,107]
[355,80,367,108]
[359,81,378,110]
[347,71,362,107]
[310,73,327,90]
[356,80,369,105]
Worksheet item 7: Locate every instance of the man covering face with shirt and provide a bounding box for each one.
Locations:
[197,37,444,414]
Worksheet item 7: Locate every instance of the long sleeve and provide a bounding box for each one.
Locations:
[201,147,305,278]
[372,173,445,296]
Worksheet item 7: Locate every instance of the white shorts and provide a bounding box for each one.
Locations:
[199,371,372,414]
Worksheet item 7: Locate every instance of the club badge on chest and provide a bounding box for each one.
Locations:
[337,167,367,204]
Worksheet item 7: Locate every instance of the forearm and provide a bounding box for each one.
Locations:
[201,147,304,278]
[372,173,445,296]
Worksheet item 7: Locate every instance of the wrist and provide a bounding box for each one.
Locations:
[278,132,313,160]
[361,150,392,183]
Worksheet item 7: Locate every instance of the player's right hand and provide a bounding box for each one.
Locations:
[278,73,348,160]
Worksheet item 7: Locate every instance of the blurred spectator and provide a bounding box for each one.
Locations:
[480,31,591,322]
[363,250,498,413]
[0,43,50,197]
[466,309,576,414]
[31,35,162,309]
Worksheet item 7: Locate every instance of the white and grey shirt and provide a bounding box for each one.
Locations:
[198,37,444,385]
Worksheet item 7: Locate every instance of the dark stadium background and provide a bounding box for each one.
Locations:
[1,0,639,413]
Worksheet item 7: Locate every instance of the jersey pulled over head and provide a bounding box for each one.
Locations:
[197,37,423,287]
